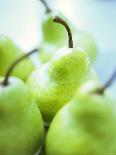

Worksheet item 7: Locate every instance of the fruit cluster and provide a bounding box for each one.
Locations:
[0,0,116,155]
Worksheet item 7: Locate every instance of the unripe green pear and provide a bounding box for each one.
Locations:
[0,49,45,155]
[0,35,35,81]
[27,16,89,123]
[46,68,116,155]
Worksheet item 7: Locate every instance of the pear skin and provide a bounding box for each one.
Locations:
[46,92,116,155]
[0,77,44,155]
[27,47,89,123]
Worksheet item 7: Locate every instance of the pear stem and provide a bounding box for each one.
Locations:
[53,16,73,48]
[39,0,51,13]
[1,48,38,86]
[95,68,116,95]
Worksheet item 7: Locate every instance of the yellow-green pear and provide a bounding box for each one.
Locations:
[46,69,116,155]
[27,16,89,123]
[38,0,76,63]
[0,50,44,155]
[0,35,35,81]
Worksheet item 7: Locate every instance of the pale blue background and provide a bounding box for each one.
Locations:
[0,0,116,92]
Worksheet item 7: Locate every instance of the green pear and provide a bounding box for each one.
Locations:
[39,1,97,64]
[46,92,116,155]
[38,0,76,63]
[42,11,68,45]
[0,35,35,81]
[0,77,44,155]
[74,31,98,64]
[46,68,116,155]
[27,16,89,123]
[0,49,44,155]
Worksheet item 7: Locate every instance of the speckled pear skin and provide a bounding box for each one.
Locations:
[46,93,116,155]
[27,47,89,123]
[0,35,35,81]
[38,12,76,63]
[0,77,44,155]
[74,31,97,64]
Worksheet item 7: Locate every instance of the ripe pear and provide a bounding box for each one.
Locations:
[0,35,35,81]
[74,31,97,64]
[38,0,76,63]
[46,68,116,155]
[27,16,89,123]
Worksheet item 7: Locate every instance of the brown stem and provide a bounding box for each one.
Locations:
[95,67,116,95]
[1,48,38,86]
[53,16,73,48]
[39,0,51,13]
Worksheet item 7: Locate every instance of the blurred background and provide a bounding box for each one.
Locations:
[0,0,116,92]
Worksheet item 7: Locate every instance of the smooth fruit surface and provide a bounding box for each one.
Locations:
[46,93,116,155]
[42,12,67,45]
[0,77,44,155]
